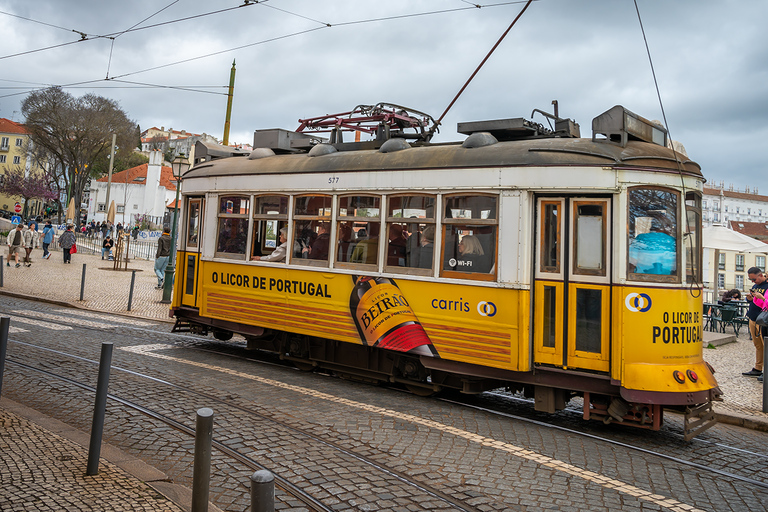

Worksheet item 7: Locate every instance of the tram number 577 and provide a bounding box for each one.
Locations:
[328,176,339,184]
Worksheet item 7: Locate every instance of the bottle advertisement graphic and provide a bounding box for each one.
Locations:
[350,275,439,357]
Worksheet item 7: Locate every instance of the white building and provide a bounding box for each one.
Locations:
[703,183,768,226]
[87,151,177,226]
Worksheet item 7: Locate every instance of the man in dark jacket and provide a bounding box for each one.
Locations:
[155,229,172,289]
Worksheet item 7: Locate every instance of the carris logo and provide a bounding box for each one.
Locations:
[477,301,497,317]
[625,293,652,313]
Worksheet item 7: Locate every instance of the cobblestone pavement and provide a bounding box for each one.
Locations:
[0,399,183,512]
[1,297,767,511]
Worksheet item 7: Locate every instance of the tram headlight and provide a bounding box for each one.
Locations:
[686,369,698,382]
[672,370,686,384]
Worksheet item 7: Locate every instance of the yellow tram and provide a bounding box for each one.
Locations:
[170,104,718,439]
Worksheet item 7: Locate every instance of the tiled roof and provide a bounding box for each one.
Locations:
[731,221,768,240]
[96,163,177,191]
[0,118,28,135]
[703,186,768,202]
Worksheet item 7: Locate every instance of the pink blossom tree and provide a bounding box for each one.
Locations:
[0,166,57,218]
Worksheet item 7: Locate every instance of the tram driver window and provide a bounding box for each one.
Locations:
[215,195,250,260]
[628,187,679,280]
[441,195,497,280]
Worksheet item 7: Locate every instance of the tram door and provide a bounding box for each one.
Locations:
[179,197,204,308]
[533,197,611,373]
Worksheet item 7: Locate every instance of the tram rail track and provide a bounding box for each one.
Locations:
[5,340,482,512]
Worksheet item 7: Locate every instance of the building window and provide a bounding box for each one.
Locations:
[718,253,725,270]
[97,203,105,212]
[133,204,138,210]
[703,200,707,209]
[735,275,744,290]
[0,155,5,163]
[757,255,766,272]
[15,138,22,147]
[735,254,745,272]
[718,273,725,289]
[0,137,8,149]
[116,205,125,214]
[12,156,20,165]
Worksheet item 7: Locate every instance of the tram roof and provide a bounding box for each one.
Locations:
[183,137,702,181]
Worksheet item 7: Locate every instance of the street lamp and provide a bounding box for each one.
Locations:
[161,154,190,304]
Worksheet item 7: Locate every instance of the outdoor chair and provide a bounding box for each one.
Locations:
[719,306,740,335]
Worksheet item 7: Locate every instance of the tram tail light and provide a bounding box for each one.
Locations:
[672,370,686,384]
[686,369,698,382]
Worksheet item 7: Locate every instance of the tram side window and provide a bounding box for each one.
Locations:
[441,195,497,279]
[628,187,679,280]
[293,195,332,266]
[337,195,381,267]
[252,195,288,262]
[216,196,250,260]
[385,195,436,272]
[186,198,201,248]
[685,191,702,283]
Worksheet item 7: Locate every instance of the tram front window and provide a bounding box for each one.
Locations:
[628,187,679,280]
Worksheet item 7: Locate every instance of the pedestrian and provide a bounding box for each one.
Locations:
[6,221,23,268]
[58,225,76,264]
[131,225,140,240]
[154,227,172,289]
[42,221,54,259]
[102,235,114,260]
[101,221,109,239]
[22,221,38,267]
[743,267,768,378]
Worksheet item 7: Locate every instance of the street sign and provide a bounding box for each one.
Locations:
[11,215,22,225]
[14,203,21,213]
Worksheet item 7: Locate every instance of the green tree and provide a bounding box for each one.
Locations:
[21,87,137,217]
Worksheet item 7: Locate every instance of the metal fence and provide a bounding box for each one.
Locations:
[47,233,157,261]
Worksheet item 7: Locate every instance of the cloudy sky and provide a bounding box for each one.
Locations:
[1,0,765,194]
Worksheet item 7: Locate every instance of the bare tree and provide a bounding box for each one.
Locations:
[21,87,137,217]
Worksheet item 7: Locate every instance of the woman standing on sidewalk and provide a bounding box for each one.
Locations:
[22,221,38,267]
[58,225,76,264]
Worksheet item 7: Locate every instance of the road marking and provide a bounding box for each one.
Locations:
[9,326,28,333]
[122,344,704,512]
[52,309,156,327]
[7,315,73,331]
[12,310,109,330]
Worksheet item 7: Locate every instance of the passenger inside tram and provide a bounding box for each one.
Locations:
[629,216,676,275]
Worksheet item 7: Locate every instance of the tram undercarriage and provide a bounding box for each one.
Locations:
[172,309,717,440]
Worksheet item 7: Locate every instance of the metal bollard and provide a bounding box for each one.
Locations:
[86,342,114,475]
[0,255,3,288]
[192,408,214,512]
[127,270,137,311]
[0,317,10,398]
[250,470,275,512]
[80,263,87,301]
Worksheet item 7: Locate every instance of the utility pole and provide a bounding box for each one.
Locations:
[104,134,116,221]
[222,60,236,146]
